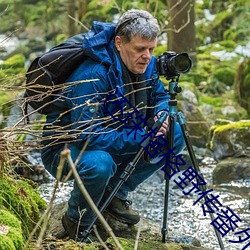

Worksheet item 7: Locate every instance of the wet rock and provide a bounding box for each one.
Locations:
[209,119,250,160]
[179,100,211,148]
[213,157,250,184]
[45,201,211,250]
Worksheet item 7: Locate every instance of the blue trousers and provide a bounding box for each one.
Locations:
[41,123,185,226]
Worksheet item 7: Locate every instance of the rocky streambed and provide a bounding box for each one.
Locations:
[38,155,250,250]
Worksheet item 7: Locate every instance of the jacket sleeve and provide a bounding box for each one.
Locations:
[65,61,146,156]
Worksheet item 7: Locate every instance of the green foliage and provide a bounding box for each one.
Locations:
[1,54,25,69]
[55,33,69,45]
[199,95,224,107]
[213,67,235,86]
[154,44,167,57]
[210,11,233,41]
[234,57,250,115]
[192,40,241,95]
[0,175,47,239]
[0,54,26,85]
[197,0,250,47]
[199,91,248,121]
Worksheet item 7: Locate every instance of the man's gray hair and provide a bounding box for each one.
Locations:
[115,9,160,43]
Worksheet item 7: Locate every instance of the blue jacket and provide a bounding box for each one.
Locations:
[44,21,170,156]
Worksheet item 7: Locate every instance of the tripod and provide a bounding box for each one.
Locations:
[82,76,225,250]
[81,111,168,241]
[161,76,225,249]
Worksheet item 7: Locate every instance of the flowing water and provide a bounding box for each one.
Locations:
[38,156,250,250]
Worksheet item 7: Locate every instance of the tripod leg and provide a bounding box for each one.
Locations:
[81,148,145,240]
[177,112,225,250]
[82,112,169,241]
[162,114,175,243]
[162,174,170,243]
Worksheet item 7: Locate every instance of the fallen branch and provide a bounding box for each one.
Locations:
[62,148,124,250]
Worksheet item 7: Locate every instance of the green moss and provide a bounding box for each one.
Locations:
[199,90,248,121]
[0,209,24,249]
[0,235,16,250]
[7,228,24,249]
[166,243,183,250]
[209,120,250,150]
[106,237,204,250]
[84,243,100,250]
[213,120,250,133]
[115,238,135,250]
[0,175,47,239]
[0,209,21,229]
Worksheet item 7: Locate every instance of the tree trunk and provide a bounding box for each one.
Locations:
[167,0,196,63]
[78,0,88,20]
[67,0,77,36]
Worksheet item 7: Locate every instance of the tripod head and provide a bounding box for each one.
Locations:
[168,76,182,100]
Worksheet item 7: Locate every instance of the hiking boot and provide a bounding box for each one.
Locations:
[105,196,140,225]
[61,213,97,243]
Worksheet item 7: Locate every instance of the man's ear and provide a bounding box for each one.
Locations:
[115,36,122,51]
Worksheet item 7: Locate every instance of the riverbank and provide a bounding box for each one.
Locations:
[38,155,250,250]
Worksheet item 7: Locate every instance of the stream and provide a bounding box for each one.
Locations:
[38,155,250,250]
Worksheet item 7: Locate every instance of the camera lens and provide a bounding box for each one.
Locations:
[174,53,192,73]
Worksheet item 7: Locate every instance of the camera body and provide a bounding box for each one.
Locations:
[156,51,192,79]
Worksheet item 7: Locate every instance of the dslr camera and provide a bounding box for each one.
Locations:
[156,51,192,79]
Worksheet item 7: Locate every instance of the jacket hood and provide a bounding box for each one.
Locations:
[82,21,116,65]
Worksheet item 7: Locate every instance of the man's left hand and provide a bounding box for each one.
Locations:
[154,111,169,137]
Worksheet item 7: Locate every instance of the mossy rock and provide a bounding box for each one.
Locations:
[209,120,250,160]
[28,237,210,250]
[106,237,210,250]
[0,209,24,250]
[0,174,47,239]
[42,202,211,250]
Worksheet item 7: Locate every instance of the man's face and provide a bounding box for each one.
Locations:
[115,35,157,74]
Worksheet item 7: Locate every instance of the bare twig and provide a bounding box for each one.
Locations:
[134,220,142,250]
[68,14,90,31]
[93,225,110,250]
[61,148,124,250]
